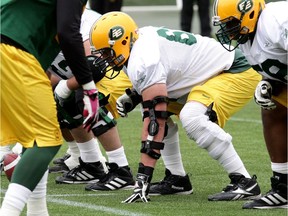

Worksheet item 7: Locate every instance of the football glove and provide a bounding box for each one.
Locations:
[54,80,72,106]
[122,163,154,203]
[122,173,150,203]
[254,80,276,110]
[82,81,100,132]
[116,88,142,117]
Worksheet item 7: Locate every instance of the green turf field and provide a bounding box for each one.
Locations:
[1,2,286,215]
[1,100,287,216]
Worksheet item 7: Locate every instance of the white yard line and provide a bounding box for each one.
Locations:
[48,193,114,197]
[47,197,150,216]
[0,189,149,216]
[230,117,261,124]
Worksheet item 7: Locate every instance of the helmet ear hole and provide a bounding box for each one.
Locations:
[249,11,255,19]
[122,40,127,45]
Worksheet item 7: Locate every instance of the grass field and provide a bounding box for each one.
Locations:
[0,2,285,215]
[1,101,287,216]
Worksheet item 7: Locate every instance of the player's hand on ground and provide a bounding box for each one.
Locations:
[122,173,150,203]
[254,80,276,110]
[82,81,100,132]
[116,88,142,117]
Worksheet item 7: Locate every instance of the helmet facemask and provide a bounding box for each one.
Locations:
[86,55,108,83]
[213,16,249,51]
[91,48,121,80]
[91,29,136,79]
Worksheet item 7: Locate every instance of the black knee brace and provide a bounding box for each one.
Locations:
[140,96,169,159]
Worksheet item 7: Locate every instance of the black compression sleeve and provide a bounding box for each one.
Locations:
[56,0,92,85]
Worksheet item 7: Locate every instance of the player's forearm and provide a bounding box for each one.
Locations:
[66,77,80,90]
[57,0,93,86]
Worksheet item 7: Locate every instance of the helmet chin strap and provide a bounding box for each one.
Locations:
[237,33,249,45]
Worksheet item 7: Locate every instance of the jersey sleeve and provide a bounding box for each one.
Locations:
[56,0,93,85]
[261,2,288,51]
[277,20,288,51]
[80,9,101,42]
[126,30,166,94]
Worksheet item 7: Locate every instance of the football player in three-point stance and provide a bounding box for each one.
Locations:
[0,0,99,215]
[49,8,135,191]
[89,11,262,203]
[213,0,287,209]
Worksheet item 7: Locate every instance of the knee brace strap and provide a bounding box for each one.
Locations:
[140,140,164,160]
[142,96,169,136]
[143,110,169,120]
[142,96,169,109]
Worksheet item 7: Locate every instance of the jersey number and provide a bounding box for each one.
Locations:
[252,59,287,83]
[157,28,197,45]
[50,58,72,80]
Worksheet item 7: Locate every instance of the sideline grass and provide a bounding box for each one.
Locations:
[1,100,287,216]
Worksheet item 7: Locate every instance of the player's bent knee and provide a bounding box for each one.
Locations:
[180,101,232,156]
[92,107,117,137]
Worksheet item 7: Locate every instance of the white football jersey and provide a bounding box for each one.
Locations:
[48,8,101,79]
[126,26,235,99]
[240,1,288,84]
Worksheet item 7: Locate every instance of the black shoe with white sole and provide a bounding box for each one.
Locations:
[53,153,71,165]
[148,169,193,196]
[85,163,135,191]
[243,176,287,209]
[55,158,105,184]
[49,163,70,173]
[208,173,261,201]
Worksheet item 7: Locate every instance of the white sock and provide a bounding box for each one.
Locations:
[77,138,101,163]
[162,120,186,176]
[66,140,80,157]
[0,208,21,216]
[106,146,128,167]
[93,138,107,164]
[64,156,80,170]
[93,138,108,173]
[218,144,251,178]
[27,170,49,216]
[271,162,288,174]
[64,140,80,170]
[0,183,32,216]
